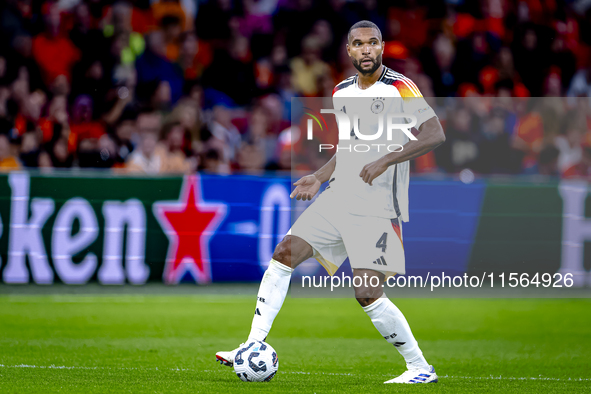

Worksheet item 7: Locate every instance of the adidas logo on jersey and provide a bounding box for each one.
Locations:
[372,256,387,266]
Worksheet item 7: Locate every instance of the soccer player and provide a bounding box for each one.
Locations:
[216,20,445,384]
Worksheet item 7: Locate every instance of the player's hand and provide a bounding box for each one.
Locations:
[359,157,389,186]
[290,175,321,201]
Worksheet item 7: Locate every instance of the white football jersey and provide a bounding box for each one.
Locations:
[320,66,437,221]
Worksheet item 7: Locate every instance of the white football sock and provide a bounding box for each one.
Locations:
[362,297,429,370]
[248,259,293,342]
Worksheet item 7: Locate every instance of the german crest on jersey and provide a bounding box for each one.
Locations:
[371,97,385,114]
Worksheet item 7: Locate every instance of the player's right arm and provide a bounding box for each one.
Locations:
[289,154,336,201]
[313,153,336,183]
[291,78,347,201]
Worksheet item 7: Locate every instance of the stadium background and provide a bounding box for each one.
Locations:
[1,0,590,285]
[1,0,591,176]
[1,1,591,392]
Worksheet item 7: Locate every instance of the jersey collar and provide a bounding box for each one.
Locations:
[377,66,389,82]
[355,65,388,90]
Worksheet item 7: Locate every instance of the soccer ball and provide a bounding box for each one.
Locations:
[233,341,279,382]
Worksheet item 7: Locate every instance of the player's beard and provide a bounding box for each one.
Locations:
[352,54,382,76]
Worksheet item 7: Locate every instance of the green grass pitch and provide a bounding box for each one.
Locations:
[0,291,590,393]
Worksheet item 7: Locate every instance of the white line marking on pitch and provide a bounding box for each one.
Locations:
[1,364,589,382]
[439,375,591,382]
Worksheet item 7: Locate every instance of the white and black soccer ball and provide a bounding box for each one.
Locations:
[233,341,278,382]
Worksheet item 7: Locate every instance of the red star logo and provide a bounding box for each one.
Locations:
[153,175,226,284]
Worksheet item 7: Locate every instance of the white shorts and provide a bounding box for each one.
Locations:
[289,195,405,277]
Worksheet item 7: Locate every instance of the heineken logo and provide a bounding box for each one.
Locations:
[153,176,226,284]
[0,173,229,285]
[3,170,587,288]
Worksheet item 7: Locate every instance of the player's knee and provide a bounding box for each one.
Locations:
[272,237,292,268]
[356,297,380,307]
[354,277,383,301]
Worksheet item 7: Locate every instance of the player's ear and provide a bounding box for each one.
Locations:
[346,43,350,57]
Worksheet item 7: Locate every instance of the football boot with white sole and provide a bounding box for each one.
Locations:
[384,365,438,384]
[215,343,245,367]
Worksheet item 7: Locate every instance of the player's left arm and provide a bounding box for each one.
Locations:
[359,116,445,185]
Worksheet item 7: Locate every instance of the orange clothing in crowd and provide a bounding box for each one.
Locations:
[388,7,429,50]
[132,7,158,34]
[0,157,21,171]
[68,122,107,152]
[101,5,158,34]
[166,42,181,62]
[152,1,191,31]
[183,40,213,80]
[13,113,29,137]
[453,13,506,40]
[514,112,544,169]
[414,152,438,173]
[14,114,55,143]
[32,33,80,85]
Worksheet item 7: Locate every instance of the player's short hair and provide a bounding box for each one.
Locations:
[348,21,382,43]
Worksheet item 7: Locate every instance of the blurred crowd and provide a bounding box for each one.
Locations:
[1,0,591,178]
[428,96,591,177]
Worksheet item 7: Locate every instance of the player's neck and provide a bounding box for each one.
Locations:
[357,64,384,90]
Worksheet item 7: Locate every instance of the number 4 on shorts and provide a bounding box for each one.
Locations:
[376,232,387,252]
